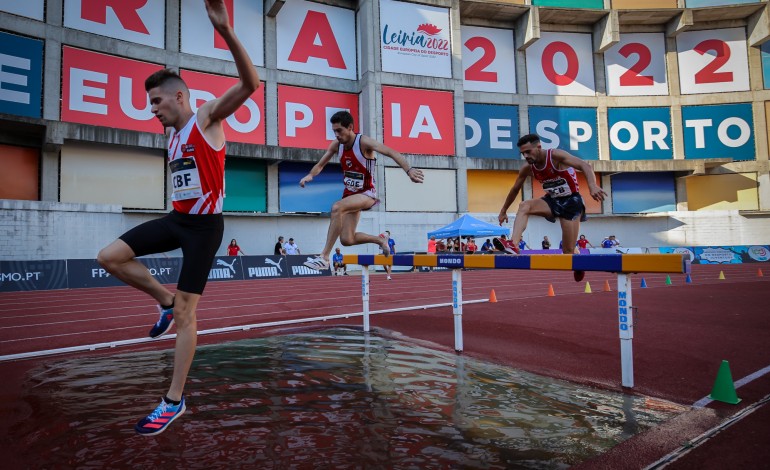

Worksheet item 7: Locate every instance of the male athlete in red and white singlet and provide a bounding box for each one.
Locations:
[497,134,607,282]
[530,148,580,198]
[96,0,260,436]
[300,111,424,272]
[339,133,377,200]
[168,116,225,215]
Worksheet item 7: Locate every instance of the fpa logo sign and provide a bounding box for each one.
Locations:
[607,107,672,160]
[528,107,598,159]
[682,103,754,160]
[464,103,519,159]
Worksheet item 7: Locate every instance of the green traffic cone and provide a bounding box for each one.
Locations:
[665,275,672,285]
[708,360,741,405]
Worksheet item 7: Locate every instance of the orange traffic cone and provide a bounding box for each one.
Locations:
[758,268,764,277]
[547,284,555,297]
[489,289,497,303]
[603,280,611,292]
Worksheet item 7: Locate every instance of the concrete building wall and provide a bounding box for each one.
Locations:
[1,0,769,261]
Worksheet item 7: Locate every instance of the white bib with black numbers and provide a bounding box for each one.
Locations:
[542,178,573,197]
[343,171,365,191]
[169,157,203,201]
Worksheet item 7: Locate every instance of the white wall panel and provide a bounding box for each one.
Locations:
[61,143,165,209]
[385,168,456,212]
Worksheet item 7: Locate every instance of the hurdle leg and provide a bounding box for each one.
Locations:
[452,269,463,352]
[617,273,634,388]
[362,266,370,332]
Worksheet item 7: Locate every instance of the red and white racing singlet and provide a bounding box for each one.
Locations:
[339,134,376,198]
[530,149,579,198]
[167,114,226,214]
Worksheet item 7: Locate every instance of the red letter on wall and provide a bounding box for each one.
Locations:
[81,0,150,34]
[213,0,235,50]
[288,11,346,69]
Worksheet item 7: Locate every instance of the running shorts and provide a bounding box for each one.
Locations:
[119,210,224,295]
[541,193,587,223]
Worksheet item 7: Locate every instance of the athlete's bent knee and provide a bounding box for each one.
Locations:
[340,235,355,246]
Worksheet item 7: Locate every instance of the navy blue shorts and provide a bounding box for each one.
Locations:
[120,211,224,295]
[542,193,587,223]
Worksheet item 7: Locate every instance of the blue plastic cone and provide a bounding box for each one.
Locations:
[686,273,692,284]
[640,278,648,288]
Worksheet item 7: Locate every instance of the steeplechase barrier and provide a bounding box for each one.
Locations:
[343,253,690,389]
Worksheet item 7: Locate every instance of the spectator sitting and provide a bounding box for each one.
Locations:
[466,237,477,253]
[332,247,347,275]
[481,239,494,252]
[436,239,447,252]
[518,237,529,251]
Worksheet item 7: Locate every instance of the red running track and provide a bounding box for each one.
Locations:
[1,263,769,468]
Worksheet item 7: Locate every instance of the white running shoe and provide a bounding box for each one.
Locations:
[304,256,330,271]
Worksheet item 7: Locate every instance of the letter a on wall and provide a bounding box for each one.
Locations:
[276,0,357,80]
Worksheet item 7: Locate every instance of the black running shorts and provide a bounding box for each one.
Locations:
[119,211,224,295]
[541,193,587,223]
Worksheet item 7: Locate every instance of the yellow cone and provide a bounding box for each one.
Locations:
[719,271,726,280]
[584,282,592,293]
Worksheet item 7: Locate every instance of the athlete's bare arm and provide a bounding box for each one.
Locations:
[498,165,531,225]
[360,135,424,184]
[300,141,339,187]
[197,0,260,145]
[550,149,607,202]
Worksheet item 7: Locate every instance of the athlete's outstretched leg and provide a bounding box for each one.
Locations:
[319,195,379,260]
[338,210,389,254]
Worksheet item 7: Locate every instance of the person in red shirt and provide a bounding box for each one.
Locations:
[226,239,245,256]
[576,234,594,250]
[96,0,260,436]
[301,111,424,271]
[498,134,606,282]
[466,237,477,253]
[427,235,437,253]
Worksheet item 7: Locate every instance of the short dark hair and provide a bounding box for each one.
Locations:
[517,134,541,147]
[145,68,187,93]
[330,110,354,128]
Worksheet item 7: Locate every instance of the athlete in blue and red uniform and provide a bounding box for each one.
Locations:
[498,134,606,282]
[300,111,424,271]
[96,0,260,436]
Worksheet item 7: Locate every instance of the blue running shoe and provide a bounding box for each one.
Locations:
[149,304,174,338]
[135,396,186,436]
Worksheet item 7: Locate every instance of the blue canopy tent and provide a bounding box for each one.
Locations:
[427,215,510,239]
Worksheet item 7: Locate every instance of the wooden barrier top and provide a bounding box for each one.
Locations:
[342,253,690,274]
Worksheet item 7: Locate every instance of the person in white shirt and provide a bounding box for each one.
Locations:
[284,238,300,255]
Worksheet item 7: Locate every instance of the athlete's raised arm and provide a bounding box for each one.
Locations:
[360,135,424,183]
[300,141,339,187]
[197,0,260,133]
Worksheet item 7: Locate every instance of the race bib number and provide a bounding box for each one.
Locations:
[343,171,365,191]
[542,178,573,197]
[169,157,203,201]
